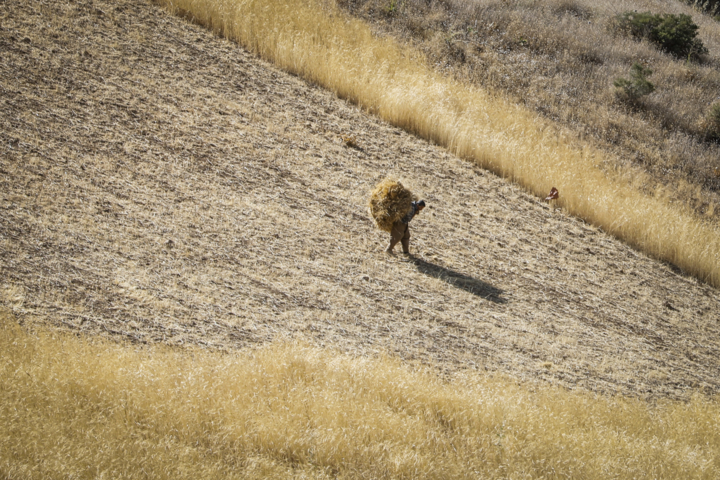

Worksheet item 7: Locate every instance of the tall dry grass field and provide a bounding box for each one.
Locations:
[159,0,720,286]
[2,311,719,479]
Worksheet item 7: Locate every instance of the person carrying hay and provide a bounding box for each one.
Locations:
[368,179,426,255]
[386,199,425,255]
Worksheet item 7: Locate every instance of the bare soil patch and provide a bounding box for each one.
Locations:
[2,0,720,400]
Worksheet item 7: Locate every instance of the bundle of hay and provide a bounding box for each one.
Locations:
[368,179,417,232]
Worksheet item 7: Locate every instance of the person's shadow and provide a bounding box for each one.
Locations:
[412,257,506,304]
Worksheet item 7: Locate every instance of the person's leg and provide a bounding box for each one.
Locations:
[386,222,405,253]
[401,224,410,254]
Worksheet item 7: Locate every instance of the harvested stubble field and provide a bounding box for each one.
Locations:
[1,0,720,399]
[0,1,720,397]
[2,0,720,401]
[3,0,720,476]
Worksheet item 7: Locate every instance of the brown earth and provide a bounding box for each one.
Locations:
[2,0,720,400]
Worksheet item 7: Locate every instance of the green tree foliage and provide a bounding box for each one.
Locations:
[614,63,655,102]
[617,11,707,59]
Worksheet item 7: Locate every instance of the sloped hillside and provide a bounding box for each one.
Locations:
[1,0,720,400]
[338,0,720,217]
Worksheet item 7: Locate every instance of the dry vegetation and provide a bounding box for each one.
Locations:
[157,0,720,287]
[2,0,720,476]
[338,0,720,215]
[3,310,720,479]
[4,0,720,398]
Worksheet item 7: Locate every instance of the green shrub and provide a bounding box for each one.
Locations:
[706,103,720,138]
[614,63,655,102]
[709,103,720,124]
[617,11,707,59]
[619,11,661,38]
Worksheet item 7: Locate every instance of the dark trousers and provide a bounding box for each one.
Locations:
[388,221,410,253]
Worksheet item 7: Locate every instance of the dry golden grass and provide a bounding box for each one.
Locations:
[158,0,720,287]
[2,310,720,479]
[341,0,720,213]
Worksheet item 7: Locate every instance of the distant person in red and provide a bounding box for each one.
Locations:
[386,200,425,255]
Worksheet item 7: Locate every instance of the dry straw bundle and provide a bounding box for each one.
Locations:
[368,179,417,232]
